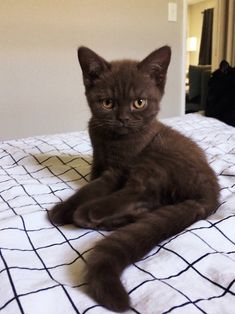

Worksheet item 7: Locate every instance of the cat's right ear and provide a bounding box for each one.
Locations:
[77,47,110,87]
[138,46,171,91]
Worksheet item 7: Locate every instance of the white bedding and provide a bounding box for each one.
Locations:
[0,113,235,314]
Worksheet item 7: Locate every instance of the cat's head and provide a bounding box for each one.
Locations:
[77,46,171,135]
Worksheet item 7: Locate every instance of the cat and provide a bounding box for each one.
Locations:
[49,46,220,312]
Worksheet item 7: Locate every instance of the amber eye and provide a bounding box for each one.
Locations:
[101,99,114,110]
[132,99,147,110]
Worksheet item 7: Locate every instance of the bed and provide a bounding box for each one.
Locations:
[1,113,235,314]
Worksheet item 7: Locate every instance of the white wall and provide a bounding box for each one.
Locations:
[0,0,184,140]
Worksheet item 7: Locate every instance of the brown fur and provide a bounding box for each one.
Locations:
[49,46,220,312]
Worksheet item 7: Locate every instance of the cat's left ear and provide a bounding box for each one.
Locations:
[77,47,111,88]
[138,46,171,91]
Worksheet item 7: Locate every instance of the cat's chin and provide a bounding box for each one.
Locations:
[114,127,130,135]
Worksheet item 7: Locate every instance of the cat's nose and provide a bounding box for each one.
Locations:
[117,112,130,124]
[118,117,130,126]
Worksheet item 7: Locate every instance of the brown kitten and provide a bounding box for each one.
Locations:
[49,46,220,312]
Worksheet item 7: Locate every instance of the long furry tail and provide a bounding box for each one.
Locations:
[85,199,216,312]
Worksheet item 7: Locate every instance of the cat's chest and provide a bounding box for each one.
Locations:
[94,136,143,169]
[106,141,133,166]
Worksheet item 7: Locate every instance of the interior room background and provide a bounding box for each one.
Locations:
[0,0,185,140]
[186,0,235,114]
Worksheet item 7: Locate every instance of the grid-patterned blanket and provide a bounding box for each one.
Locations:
[0,113,235,314]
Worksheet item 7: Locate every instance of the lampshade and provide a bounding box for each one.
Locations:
[187,37,197,52]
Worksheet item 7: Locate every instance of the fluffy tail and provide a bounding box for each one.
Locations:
[85,199,216,312]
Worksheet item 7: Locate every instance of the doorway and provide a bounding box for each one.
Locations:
[184,0,235,115]
[185,0,216,114]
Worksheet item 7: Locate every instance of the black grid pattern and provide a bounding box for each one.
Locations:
[0,114,235,314]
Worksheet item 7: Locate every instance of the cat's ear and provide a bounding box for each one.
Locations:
[77,47,111,87]
[138,46,171,90]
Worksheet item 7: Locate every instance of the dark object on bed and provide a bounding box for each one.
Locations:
[205,60,235,126]
[186,65,211,113]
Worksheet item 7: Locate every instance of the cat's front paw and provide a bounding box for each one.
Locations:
[73,205,97,229]
[75,207,132,231]
[93,215,133,231]
[72,199,114,230]
[49,201,74,225]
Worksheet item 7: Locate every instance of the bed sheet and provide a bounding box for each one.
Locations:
[0,113,235,314]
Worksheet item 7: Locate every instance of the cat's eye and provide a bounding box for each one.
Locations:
[101,99,114,110]
[132,99,147,110]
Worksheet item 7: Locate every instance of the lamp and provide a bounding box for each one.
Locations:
[187,37,197,52]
